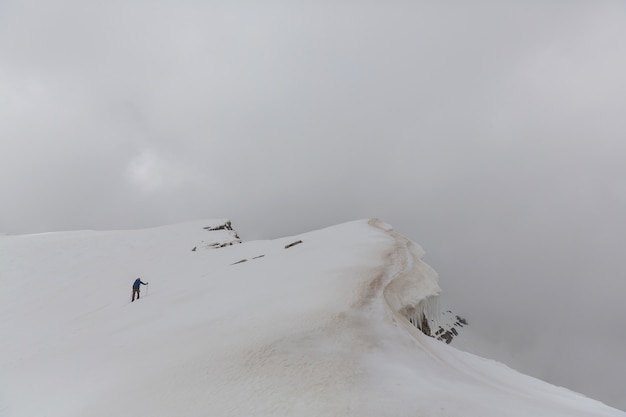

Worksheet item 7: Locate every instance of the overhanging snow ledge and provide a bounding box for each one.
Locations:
[369,219,442,336]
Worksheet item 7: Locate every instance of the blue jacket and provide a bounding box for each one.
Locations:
[133,279,147,289]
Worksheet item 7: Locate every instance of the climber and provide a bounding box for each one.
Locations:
[131,277,148,302]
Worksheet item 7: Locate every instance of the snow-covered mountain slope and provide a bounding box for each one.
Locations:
[1,219,623,417]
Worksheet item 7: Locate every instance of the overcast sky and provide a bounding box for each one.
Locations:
[2,0,626,409]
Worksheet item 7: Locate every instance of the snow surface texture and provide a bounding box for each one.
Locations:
[1,219,623,417]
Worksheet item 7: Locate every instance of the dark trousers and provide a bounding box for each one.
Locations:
[132,287,140,301]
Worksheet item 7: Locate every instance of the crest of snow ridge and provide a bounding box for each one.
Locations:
[192,218,467,344]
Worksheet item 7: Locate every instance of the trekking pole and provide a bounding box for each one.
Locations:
[146,283,149,297]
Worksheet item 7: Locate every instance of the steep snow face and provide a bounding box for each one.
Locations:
[1,219,623,417]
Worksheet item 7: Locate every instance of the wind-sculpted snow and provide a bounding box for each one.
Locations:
[370,219,441,335]
[0,219,623,417]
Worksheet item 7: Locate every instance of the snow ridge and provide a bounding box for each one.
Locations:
[2,219,624,416]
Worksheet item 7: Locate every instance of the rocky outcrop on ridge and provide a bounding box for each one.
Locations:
[191,219,242,251]
[432,310,468,344]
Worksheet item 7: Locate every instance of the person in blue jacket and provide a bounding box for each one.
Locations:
[132,277,148,302]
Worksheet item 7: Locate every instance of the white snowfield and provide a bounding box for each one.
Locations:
[1,219,623,417]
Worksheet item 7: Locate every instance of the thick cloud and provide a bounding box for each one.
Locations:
[2,0,626,409]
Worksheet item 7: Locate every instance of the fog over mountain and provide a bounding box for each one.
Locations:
[2,1,625,409]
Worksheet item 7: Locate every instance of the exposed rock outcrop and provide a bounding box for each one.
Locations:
[193,219,242,250]
[432,311,468,344]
